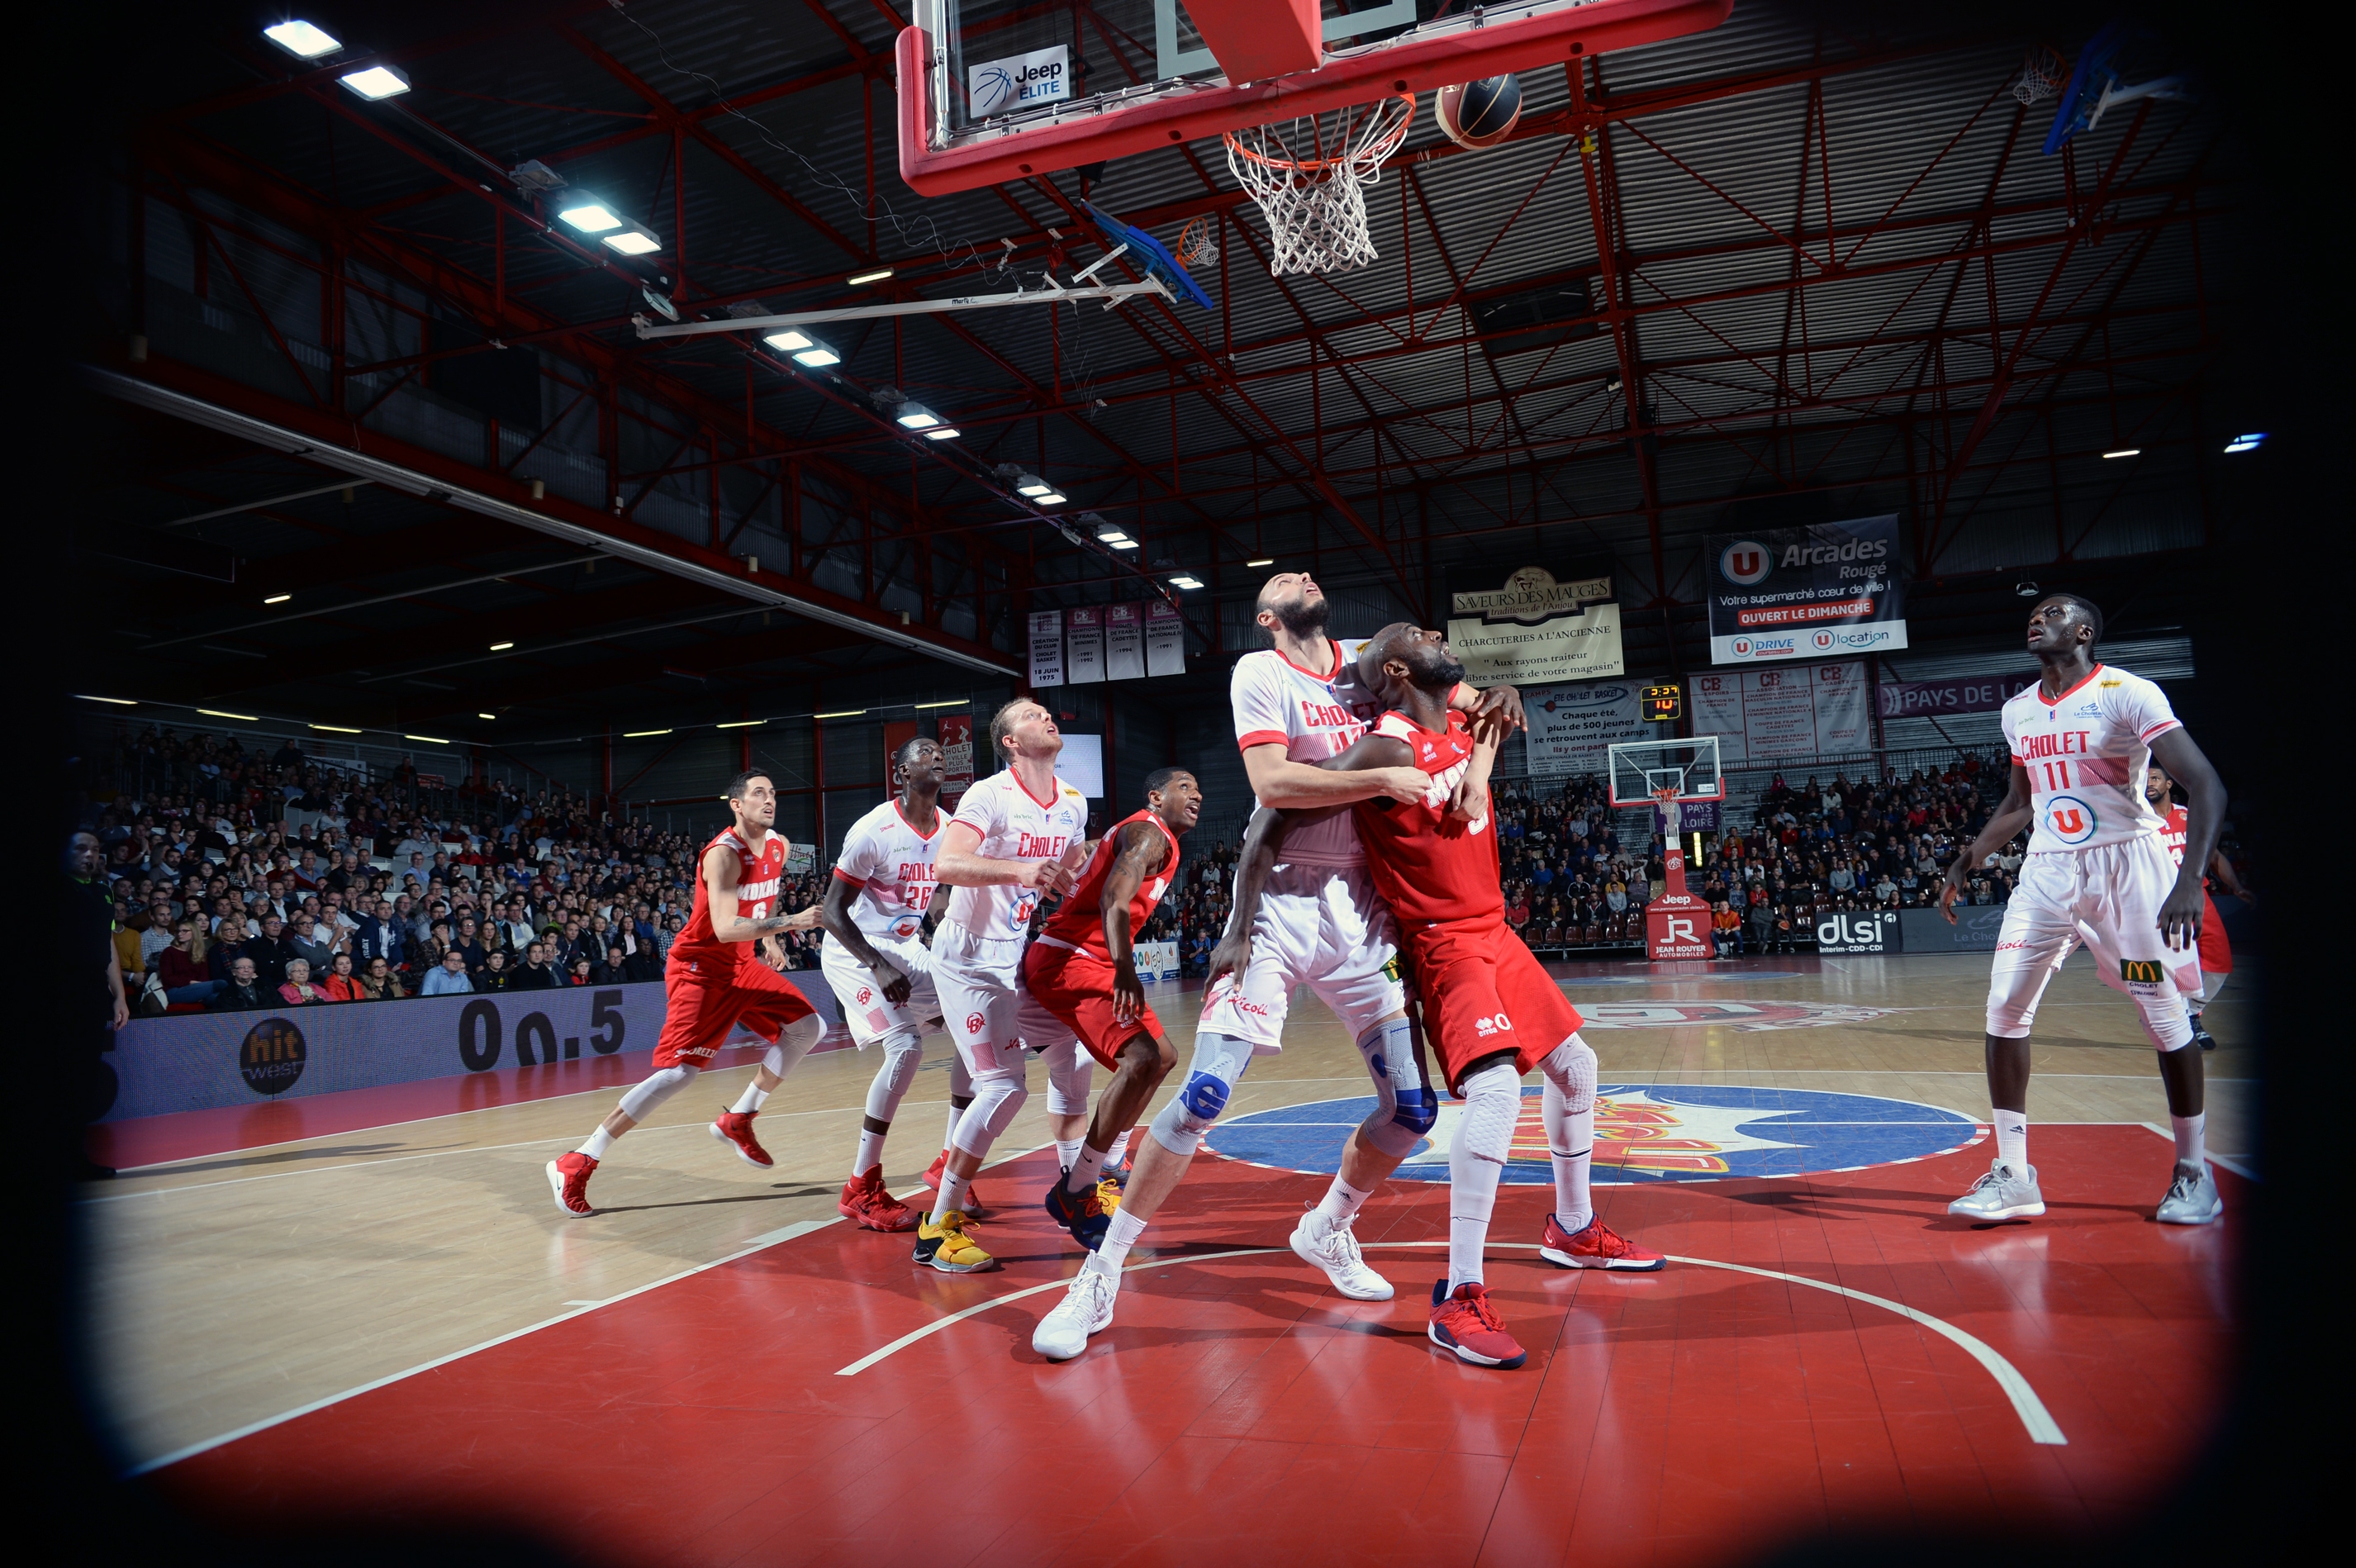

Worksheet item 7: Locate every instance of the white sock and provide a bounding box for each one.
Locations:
[1054,1137,1082,1171]
[1551,1111,1594,1233]
[1106,1128,1132,1166]
[1098,1206,1148,1270]
[943,1100,966,1155]
[929,1168,971,1225]
[1314,1175,1371,1228]
[1447,1064,1518,1292]
[579,1127,614,1160]
[730,1082,768,1114]
[1065,1140,1107,1194]
[1994,1109,2029,1169]
[853,1128,886,1177]
[2172,1111,2206,1166]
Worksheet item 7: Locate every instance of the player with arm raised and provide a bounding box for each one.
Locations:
[919,699,1093,1273]
[819,737,963,1232]
[1025,768,1202,1357]
[2146,761,2248,1052]
[546,770,824,1216]
[1940,594,2229,1226]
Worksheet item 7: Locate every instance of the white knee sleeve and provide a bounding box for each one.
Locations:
[1453,1061,1521,1169]
[1539,1034,1597,1114]
[1043,1037,1094,1117]
[619,1063,698,1121]
[1354,1016,1437,1159]
[1148,1031,1254,1158]
[762,1011,824,1078]
[862,1027,924,1123]
[2135,987,2196,1052]
[953,1066,1028,1157]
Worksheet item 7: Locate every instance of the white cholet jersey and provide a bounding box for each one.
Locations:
[943,767,1090,950]
[2000,663,2180,854]
[826,798,944,944]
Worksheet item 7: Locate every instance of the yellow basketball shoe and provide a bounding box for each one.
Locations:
[914,1210,998,1273]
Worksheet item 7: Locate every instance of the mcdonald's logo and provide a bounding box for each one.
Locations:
[2119,959,2164,986]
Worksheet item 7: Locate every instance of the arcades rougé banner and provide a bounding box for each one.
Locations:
[1705,515,1908,665]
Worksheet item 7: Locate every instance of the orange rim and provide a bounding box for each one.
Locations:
[1222,93,1416,175]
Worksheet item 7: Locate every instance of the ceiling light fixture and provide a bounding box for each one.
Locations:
[715,719,766,729]
[848,268,894,285]
[477,712,496,720]
[789,335,841,368]
[922,426,960,440]
[403,734,448,744]
[2224,432,2268,453]
[558,202,622,234]
[1168,574,1204,590]
[1035,490,1066,506]
[1245,557,1274,567]
[895,403,943,430]
[601,222,662,256]
[339,62,411,99]
[198,708,258,721]
[814,709,867,719]
[264,593,292,605]
[914,699,966,709]
[762,327,814,351]
[78,694,136,706]
[263,21,342,58]
[1014,473,1052,497]
[488,641,515,651]
[310,724,363,734]
[2101,448,2140,459]
[624,728,672,738]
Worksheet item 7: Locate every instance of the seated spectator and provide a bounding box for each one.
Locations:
[318,951,363,1002]
[625,941,662,983]
[476,949,511,991]
[568,957,595,987]
[1712,901,1741,957]
[249,914,293,988]
[287,911,338,978]
[591,943,631,986]
[358,956,406,1000]
[208,957,270,1011]
[278,957,329,1005]
[153,919,224,1009]
[512,940,560,990]
[420,949,474,996]
[1605,878,1628,915]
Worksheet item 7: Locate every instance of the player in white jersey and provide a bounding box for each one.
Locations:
[1940,593,2229,1226]
[819,736,960,1232]
[919,697,1095,1273]
[1089,573,1525,1308]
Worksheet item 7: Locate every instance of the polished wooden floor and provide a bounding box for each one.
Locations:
[84,950,2249,1565]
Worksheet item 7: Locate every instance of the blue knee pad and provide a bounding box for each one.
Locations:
[1355,1017,1434,1158]
[1148,1032,1252,1157]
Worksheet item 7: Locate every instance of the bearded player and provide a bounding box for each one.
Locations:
[1024,768,1201,1358]
[1100,573,1524,1314]
[920,699,1095,1273]
[1941,594,2228,1226]
[2146,761,2249,1051]
[547,770,824,1216]
[819,737,965,1231]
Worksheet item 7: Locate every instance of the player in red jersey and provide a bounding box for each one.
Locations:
[2146,762,2250,1051]
[545,770,824,1216]
[1024,768,1202,1357]
[1314,625,1660,1366]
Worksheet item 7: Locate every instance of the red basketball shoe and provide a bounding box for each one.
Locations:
[1428,1280,1527,1368]
[920,1147,986,1215]
[1540,1212,1665,1271]
[710,1109,774,1168]
[839,1166,918,1231]
[545,1152,596,1216]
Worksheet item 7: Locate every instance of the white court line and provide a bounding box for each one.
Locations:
[829,1241,2069,1447]
[2140,1122,2260,1182]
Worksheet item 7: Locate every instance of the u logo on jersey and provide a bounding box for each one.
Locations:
[2043,796,2097,844]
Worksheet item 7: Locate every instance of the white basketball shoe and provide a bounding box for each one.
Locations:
[1033,1258,1120,1361]
[2155,1162,2223,1225]
[1290,1207,1394,1300]
[1947,1159,2045,1221]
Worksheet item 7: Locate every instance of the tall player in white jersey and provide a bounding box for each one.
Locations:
[1095,573,1525,1305]
[920,698,1094,1273]
[819,736,959,1233]
[1940,594,2229,1226]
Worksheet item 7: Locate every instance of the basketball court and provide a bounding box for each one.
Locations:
[88,953,2247,1562]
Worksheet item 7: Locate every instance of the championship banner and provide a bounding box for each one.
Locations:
[1445,561,1624,684]
[1105,602,1145,681]
[1524,679,1650,776]
[1705,515,1907,664]
[1028,610,1065,688]
[1066,606,1105,684]
[1691,661,1872,766]
[1145,600,1186,677]
[937,710,975,804]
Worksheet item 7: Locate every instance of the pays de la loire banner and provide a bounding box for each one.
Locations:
[1691,660,1873,765]
[1445,561,1624,684]
[1705,516,1907,665]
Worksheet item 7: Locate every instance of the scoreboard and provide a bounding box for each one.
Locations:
[1641,683,1683,722]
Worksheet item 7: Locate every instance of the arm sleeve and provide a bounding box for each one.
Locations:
[2116,673,2183,742]
[1231,656,1290,753]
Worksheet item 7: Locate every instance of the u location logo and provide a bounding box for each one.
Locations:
[239,1016,306,1095]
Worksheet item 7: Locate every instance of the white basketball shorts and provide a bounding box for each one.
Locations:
[818,934,940,1048]
[1198,860,1406,1054]
[1987,836,2200,1044]
[930,924,1031,1077]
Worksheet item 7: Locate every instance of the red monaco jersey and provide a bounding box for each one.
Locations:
[670,825,786,973]
[1351,709,1500,929]
[1039,809,1180,962]
[2157,803,2214,890]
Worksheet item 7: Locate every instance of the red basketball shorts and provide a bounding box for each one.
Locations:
[1022,940,1164,1071]
[2198,891,2231,974]
[653,953,817,1069]
[1408,917,1584,1092]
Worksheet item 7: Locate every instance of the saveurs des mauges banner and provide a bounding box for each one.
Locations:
[1443,559,1624,684]
[1704,515,1908,665]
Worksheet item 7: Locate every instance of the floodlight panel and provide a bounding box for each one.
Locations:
[264,21,341,58]
[792,347,840,367]
[762,328,814,350]
[340,64,411,98]
[602,227,661,255]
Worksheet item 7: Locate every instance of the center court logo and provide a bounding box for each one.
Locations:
[238,1016,306,1095]
[1208,1085,1979,1185]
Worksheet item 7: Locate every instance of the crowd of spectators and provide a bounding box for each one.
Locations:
[92,729,830,1014]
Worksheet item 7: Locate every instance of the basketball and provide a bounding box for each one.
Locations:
[1436,74,1522,150]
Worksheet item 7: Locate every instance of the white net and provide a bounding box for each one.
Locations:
[2013,45,2067,106]
[1223,94,1414,277]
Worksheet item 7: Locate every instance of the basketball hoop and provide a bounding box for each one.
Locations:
[1223,93,1415,276]
[1176,214,1219,269]
[2013,45,2068,106]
